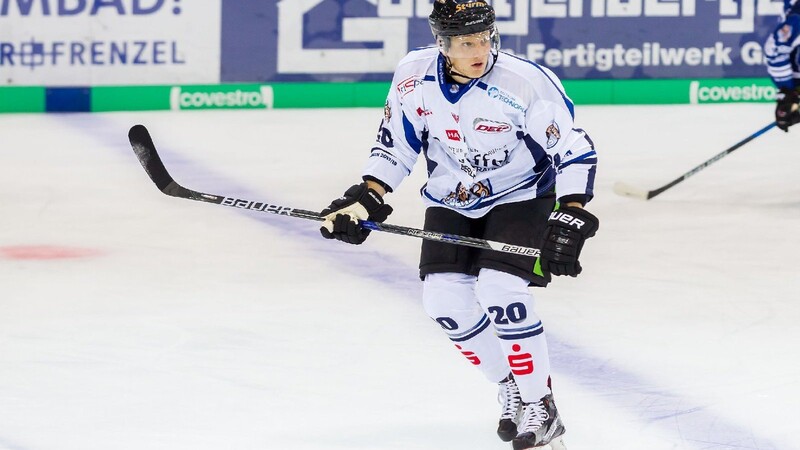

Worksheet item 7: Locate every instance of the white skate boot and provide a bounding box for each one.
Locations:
[511,393,566,450]
[496,373,523,442]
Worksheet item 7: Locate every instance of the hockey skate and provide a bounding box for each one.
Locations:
[496,374,523,441]
[511,393,566,450]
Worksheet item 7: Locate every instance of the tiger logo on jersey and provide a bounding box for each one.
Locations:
[442,181,491,208]
[545,121,561,149]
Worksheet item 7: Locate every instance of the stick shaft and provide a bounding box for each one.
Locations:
[613,122,776,200]
[128,125,541,258]
[646,122,776,199]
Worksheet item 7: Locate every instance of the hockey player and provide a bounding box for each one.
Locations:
[319,1,598,448]
[765,0,800,130]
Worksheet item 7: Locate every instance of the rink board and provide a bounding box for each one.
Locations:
[0,77,778,113]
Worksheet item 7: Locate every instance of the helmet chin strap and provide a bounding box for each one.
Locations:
[444,51,497,81]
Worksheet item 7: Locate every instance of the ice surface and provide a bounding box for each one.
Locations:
[0,104,798,450]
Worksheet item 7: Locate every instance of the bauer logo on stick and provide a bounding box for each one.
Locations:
[500,245,539,256]
[221,197,294,215]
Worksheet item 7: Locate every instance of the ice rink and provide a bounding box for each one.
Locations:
[1,103,798,450]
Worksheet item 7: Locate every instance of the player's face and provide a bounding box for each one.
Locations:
[443,30,493,78]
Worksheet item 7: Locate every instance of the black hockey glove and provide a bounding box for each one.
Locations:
[775,87,800,132]
[540,205,599,277]
[320,182,393,245]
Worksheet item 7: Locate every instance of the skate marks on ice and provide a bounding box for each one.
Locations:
[548,339,783,450]
[107,115,784,450]
[2,111,787,450]
[117,114,786,449]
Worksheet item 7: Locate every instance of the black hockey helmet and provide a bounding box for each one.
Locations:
[429,0,496,38]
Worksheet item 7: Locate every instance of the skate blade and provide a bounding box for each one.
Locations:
[521,437,567,450]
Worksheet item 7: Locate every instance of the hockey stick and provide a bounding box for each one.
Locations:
[128,124,540,258]
[613,121,777,200]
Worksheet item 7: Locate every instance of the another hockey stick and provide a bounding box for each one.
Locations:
[613,121,777,200]
[128,124,540,258]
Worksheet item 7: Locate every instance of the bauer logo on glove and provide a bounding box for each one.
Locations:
[548,211,587,229]
[540,206,599,277]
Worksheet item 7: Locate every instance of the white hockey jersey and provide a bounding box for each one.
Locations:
[363,47,597,219]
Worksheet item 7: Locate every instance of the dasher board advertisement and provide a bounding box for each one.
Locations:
[221,0,783,82]
[0,0,221,86]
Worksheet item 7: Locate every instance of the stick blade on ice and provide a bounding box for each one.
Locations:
[128,124,175,193]
[612,181,651,200]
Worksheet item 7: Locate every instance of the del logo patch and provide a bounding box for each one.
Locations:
[474,118,512,133]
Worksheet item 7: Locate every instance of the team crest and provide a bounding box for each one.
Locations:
[545,121,561,149]
[442,181,491,208]
[384,100,392,121]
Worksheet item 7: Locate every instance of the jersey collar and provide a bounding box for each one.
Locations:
[437,53,481,104]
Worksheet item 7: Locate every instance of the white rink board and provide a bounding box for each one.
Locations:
[0,1,221,86]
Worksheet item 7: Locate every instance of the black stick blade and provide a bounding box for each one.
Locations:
[128,125,176,193]
[128,124,209,200]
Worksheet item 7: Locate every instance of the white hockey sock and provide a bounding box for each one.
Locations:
[475,269,552,402]
[423,272,509,383]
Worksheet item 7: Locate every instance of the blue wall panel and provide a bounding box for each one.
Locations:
[221,0,781,82]
[45,87,90,112]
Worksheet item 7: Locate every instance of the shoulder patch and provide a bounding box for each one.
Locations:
[779,24,793,42]
[545,121,561,149]
[384,100,392,121]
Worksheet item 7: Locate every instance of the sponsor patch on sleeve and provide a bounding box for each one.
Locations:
[396,76,422,99]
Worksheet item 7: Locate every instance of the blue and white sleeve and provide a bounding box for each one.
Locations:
[526,68,597,203]
[361,76,425,192]
[764,15,800,89]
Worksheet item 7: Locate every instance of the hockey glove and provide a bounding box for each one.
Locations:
[320,182,393,245]
[540,205,599,277]
[775,87,800,132]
